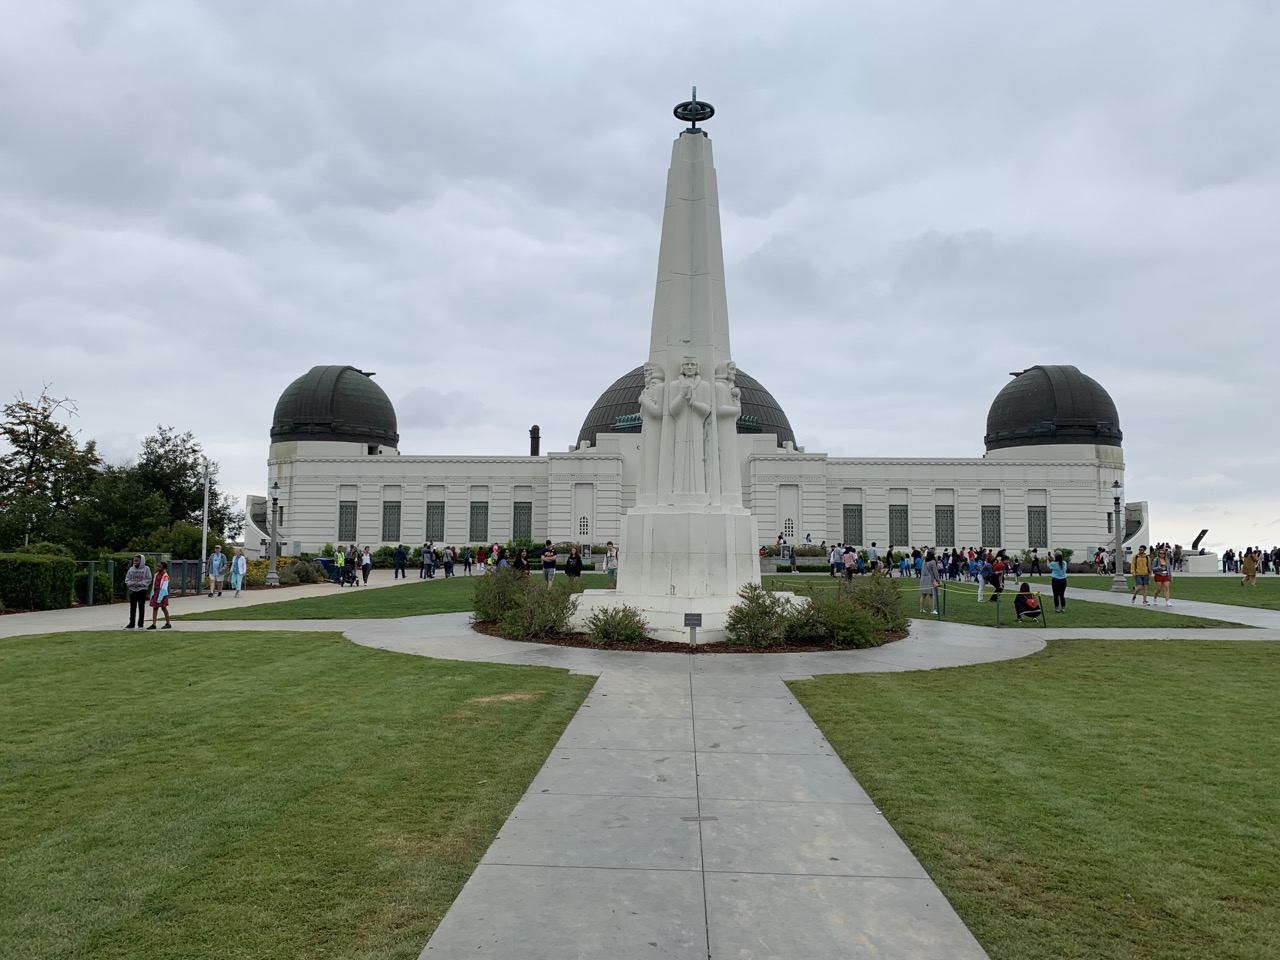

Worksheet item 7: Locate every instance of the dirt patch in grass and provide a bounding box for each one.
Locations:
[467,691,546,704]
[470,619,907,653]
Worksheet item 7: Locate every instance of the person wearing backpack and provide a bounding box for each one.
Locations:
[1130,545,1152,605]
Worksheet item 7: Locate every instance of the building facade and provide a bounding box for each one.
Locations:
[246,362,1149,559]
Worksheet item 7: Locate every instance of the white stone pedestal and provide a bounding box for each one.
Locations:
[573,504,763,644]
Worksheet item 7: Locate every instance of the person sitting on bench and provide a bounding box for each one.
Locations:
[1013,582,1043,622]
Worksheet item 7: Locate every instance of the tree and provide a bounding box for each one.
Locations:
[0,389,101,549]
[65,466,171,553]
[134,425,244,538]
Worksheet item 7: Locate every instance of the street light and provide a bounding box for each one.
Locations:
[1110,479,1127,593]
[263,481,279,586]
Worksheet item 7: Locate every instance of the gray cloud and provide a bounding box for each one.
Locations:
[1,0,1276,553]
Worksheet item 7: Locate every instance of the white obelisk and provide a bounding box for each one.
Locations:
[578,92,762,643]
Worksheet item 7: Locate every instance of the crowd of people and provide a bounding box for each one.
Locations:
[1221,546,1279,581]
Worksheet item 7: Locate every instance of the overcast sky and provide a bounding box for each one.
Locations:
[2,0,1276,553]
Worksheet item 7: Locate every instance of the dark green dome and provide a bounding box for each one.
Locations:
[271,365,399,446]
[984,365,1121,452]
[577,366,795,449]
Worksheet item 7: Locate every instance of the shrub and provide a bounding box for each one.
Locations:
[286,559,323,584]
[725,583,792,648]
[786,587,882,649]
[0,553,76,610]
[372,545,395,568]
[278,565,300,586]
[584,605,649,644]
[14,541,76,559]
[244,558,269,588]
[848,572,908,631]
[472,566,525,622]
[497,579,579,641]
[73,568,114,604]
[321,543,337,558]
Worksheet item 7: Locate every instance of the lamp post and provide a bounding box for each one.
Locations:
[1110,479,1127,593]
[263,481,279,586]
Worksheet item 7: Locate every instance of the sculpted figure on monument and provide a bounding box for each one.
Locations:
[637,362,667,500]
[667,357,712,495]
[714,361,743,502]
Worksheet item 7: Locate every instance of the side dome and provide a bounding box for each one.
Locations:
[984,365,1121,452]
[271,365,399,446]
[577,366,796,449]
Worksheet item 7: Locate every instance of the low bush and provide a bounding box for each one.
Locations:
[848,572,908,631]
[584,605,649,644]
[372,545,395,568]
[14,541,76,559]
[0,553,76,610]
[472,566,525,622]
[725,583,793,648]
[497,579,579,641]
[786,587,882,649]
[244,558,269,588]
[74,568,114,605]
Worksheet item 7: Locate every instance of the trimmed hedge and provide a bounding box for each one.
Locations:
[74,569,114,604]
[0,553,76,610]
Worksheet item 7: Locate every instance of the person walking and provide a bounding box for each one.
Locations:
[1240,548,1258,587]
[462,546,473,575]
[565,546,584,581]
[604,541,619,584]
[393,544,407,579]
[1049,551,1068,612]
[147,561,172,629]
[124,554,151,628]
[919,550,940,615]
[231,547,247,597]
[1151,547,1173,606]
[1130,545,1151,604]
[361,546,373,584]
[1029,548,1042,576]
[541,540,558,586]
[207,544,227,597]
[442,546,455,578]
[424,543,436,580]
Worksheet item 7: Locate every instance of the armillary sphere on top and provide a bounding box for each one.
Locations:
[673,86,715,130]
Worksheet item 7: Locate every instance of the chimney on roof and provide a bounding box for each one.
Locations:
[529,425,540,457]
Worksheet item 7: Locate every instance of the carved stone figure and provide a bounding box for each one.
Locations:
[637,362,666,501]
[667,357,712,495]
[714,361,742,502]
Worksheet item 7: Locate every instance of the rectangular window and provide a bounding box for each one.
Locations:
[934,505,955,547]
[1027,506,1048,549]
[469,502,489,543]
[338,501,358,542]
[381,501,401,542]
[425,502,445,541]
[981,506,1002,547]
[888,505,909,546]
[842,504,863,545]
[1106,511,1114,535]
[513,501,533,541]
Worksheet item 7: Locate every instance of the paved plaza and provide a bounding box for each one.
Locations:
[3,577,1277,958]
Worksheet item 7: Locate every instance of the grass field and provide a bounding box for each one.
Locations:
[0,629,594,960]
[178,573,614,621]
[763,575,1245,628]
[790,640,1280,960]
[1021,574,1280,610]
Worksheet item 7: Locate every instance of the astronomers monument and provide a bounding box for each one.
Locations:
[575,92,762,641]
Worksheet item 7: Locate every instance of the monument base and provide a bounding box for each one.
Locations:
[571,504,766,644]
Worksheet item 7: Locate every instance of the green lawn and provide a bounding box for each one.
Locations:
[1021,574,1280,610]
[790,640,1280,960]
[763,576,1245,628]
[178,574,614,621]
[0,629,595,960]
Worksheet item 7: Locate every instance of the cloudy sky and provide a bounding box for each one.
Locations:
[2,0,1277,552]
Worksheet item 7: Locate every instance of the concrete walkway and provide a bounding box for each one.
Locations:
[6,579,1278,958]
